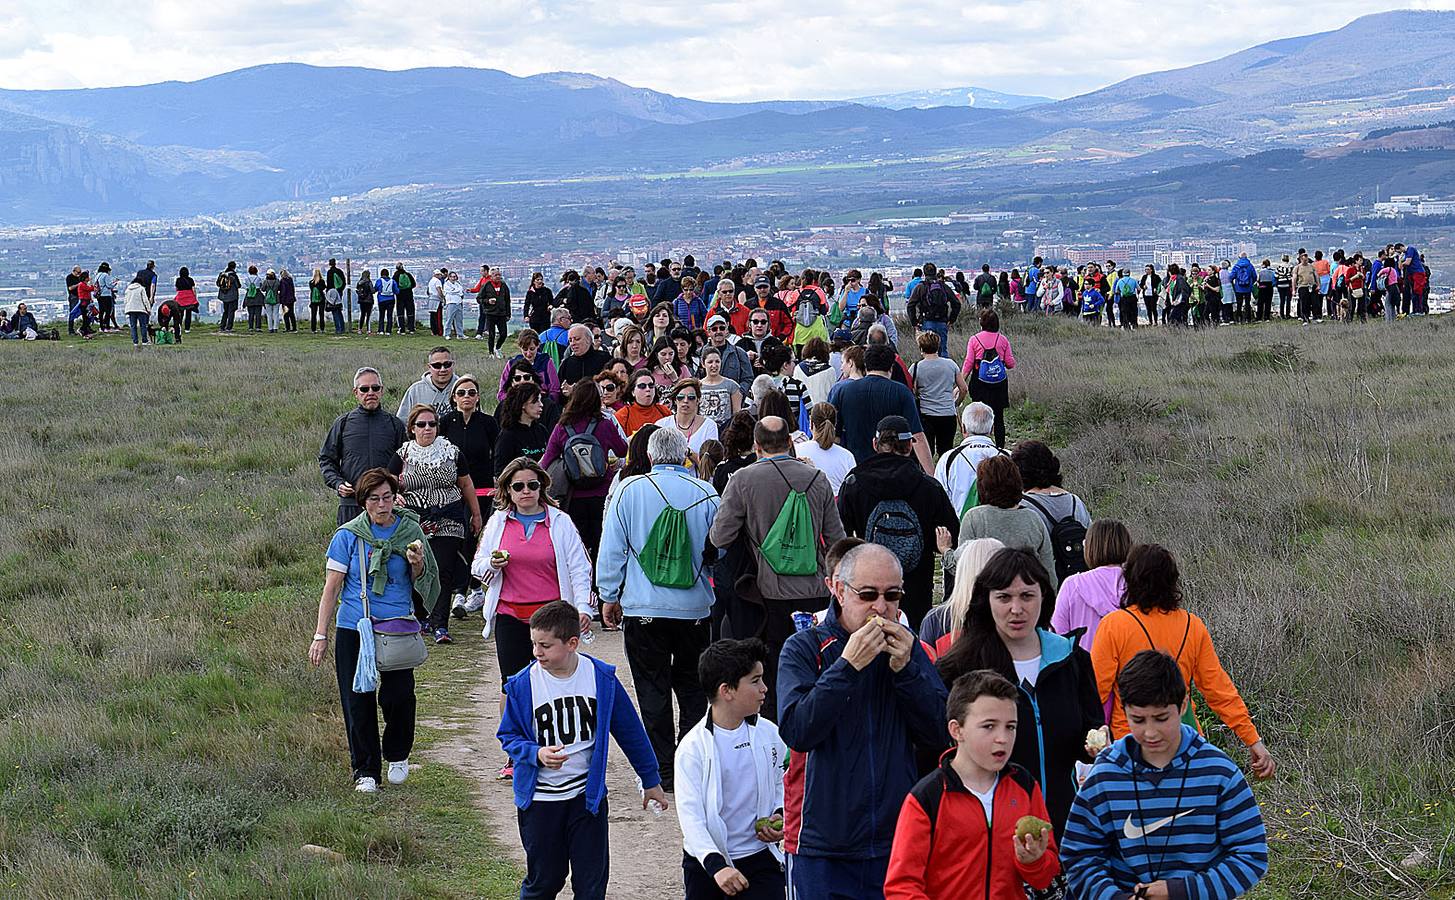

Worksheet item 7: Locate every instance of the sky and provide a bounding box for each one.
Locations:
[4,0,1455,101]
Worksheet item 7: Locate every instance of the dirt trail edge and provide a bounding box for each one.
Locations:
[426,629,684,900]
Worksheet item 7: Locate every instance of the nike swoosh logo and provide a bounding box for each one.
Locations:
[1124,809,1196,840]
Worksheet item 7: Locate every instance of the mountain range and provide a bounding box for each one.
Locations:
[1,9,1453,225]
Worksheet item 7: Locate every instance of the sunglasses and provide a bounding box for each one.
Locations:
[750,319,768,326]
[709,325,727,332]
[845,584,906,606]
[509,479,541,493]
[413,420,438,428]
[600,383,619,391]
[675,394,698,402]
[455,388,479,397]
[513,374,535,382]
[429,361,454,369]
[357,384,383,393]
[634,382,655,390]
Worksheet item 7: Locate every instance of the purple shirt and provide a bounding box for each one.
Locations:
[1049,564,1124,650]
[539,414,630,499]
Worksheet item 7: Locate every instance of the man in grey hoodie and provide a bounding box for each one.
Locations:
[396,346,460,420]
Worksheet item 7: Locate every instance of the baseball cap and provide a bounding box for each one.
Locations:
[706,314,728,328]
[876,415,915,441]
[754,276,772,288]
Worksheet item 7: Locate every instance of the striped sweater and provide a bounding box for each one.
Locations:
[1061,725,1267,900]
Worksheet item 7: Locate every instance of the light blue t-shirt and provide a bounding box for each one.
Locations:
[326,520,415,628]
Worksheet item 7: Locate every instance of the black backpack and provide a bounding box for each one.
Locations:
[922,282,952,322]
[864,498,924,571]
[1022,494,1088,583]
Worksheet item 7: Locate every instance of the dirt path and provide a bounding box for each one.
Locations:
[426,628,684,900]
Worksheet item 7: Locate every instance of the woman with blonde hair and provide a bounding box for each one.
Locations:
[792,402,855,496]
[918,537,1006,657]
[470,456,593,780]
[309,267,327,333]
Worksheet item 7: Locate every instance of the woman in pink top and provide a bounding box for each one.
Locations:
[961,308,1016,448]
[472,457,594,780]
[1050,519,1132,658]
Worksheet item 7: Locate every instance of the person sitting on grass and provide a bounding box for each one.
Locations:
[497,600,669,899]
[884,669,1060,899]
[1061,649,1269,900]
[675,638,787,899]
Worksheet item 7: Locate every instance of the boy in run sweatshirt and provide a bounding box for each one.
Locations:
[885,669,1059,899]
[675,638,787,899]
[1062,650,1268,900]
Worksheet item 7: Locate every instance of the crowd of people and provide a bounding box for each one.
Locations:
[19,241,1433,348]
[305,252,1280,900]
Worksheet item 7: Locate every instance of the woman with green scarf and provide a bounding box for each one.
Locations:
[309,467,440,794]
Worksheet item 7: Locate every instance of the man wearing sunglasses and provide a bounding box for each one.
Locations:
[836,416,959,630]
[320,366,408,525]
[701,315,754,392]
[777,542,947,900]
[396,346,460,420]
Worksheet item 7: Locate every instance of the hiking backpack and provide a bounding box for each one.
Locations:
[923,282,952,322]
[1022,494,1088,583]
[976,278,997,305]
[633,475,717,589]
[864,498,924,571]
[560,422,609,487]
[794,291,820,326]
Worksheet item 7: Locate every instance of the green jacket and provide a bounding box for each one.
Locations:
[341,509,439,614]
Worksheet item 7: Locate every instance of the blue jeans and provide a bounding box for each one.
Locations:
[922,319,948,350]
[1027,289,1041,312]
[444,303,466,338]
[128,311,150,345]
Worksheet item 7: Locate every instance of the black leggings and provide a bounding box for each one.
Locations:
[426,535,468,634]
[398,292,416,332]
[282,304,296,331]
[485,315,509,353]
[494,611,537,692]
[311,303,325,332]
[99,296,118,329]
[333,626,416,782]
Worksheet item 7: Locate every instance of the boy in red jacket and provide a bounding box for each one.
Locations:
[884,670,1059,899]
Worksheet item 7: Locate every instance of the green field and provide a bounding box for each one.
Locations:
[3,316,1455,897]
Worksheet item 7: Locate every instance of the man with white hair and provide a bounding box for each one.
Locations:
[933,402,1005,517]
[320,366,407,525]
[540,306,572,367]
[777,542,947,899]
[598,427,720,792]
[557,323,611,393]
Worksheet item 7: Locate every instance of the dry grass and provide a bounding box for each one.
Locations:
[0,331,516,898]
[978,314,1455,898]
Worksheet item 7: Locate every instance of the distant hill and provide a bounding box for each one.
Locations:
[2,10,1455,224]
[850,86,1052,110]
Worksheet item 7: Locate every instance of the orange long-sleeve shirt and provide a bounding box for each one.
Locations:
[1089,606,1261,747]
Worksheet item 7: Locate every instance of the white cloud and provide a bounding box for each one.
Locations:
[1,0,1453,101]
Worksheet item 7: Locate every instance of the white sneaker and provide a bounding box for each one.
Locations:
[387,760,410,785]
[450,592,467,619]
[354,776,379,793]
[463,588,487,613]
[474,333,485,340]
[445,335,453,341]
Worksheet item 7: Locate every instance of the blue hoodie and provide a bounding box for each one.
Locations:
[1229,257,1257,293]
[1081,288,1106,315]
[778,602,948,860]
[1061,724,1268,900]
[499,653,661,812]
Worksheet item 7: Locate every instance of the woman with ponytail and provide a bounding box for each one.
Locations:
[792,402,856,496]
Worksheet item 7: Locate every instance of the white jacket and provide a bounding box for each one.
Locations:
[469,505,592,638]
[123,282,151,315]
[674,715,787,869]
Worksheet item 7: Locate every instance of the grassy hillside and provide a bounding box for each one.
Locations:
[996,315,1455,899]
[0,332,517,898]
[4,318,1455,897]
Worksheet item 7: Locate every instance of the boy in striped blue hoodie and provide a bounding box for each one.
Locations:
[1061,650,1268,900]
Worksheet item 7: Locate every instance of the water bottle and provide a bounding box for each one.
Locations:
[637,777,666,816]
[579,624,596,645]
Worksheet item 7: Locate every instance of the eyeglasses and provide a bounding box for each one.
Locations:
[634,382,655,391]
[709,325,727,332]
[844,583,906,606]
[454,388,479,397]
[600,383,619,391]
[364,492,395,504]
[675,394,699,402]
[413,420,438,428]
[509,479,541,493]
[356,384,383,393]
[430,361,454,369]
